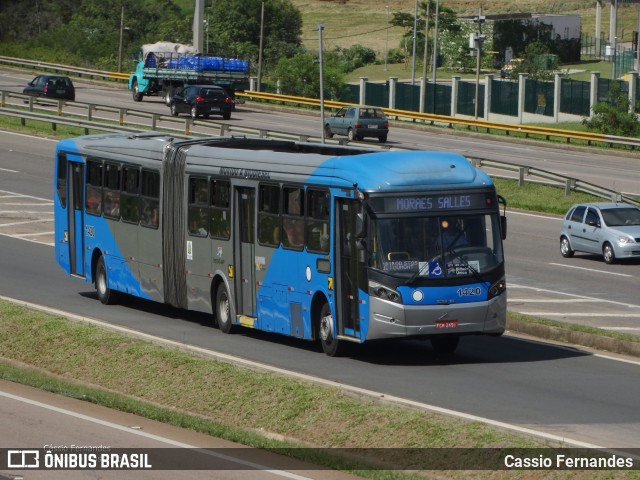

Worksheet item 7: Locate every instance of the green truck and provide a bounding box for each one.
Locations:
[128,42,250,105]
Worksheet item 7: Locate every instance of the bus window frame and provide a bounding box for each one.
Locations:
[188,175,209,237]
[120,164,141,225]
[257,183,281,248]
[103,161,121,221]
[210,177,231,241]
[139,168,160,229]
[85,158,103,217]
[282,185,305,251]
[305,187,331,254]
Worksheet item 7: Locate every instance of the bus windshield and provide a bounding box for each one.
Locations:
[370,214,504,278]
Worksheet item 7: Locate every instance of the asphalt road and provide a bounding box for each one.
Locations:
[1,76,640,451]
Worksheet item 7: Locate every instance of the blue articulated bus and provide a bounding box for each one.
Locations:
[54,134,507,356]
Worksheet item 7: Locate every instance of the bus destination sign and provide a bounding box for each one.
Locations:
[370,192,494,214]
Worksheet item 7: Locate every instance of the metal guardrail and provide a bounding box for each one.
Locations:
[0,90,637,207]
[238,90,640,150]
[3,55,640,150]
[0,56,129,81]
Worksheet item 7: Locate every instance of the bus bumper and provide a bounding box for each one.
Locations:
[365,293,507,340]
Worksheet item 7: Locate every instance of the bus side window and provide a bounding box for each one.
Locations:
[85,159,102,216]
[103,162,121,220]
[140,170,160,229]
[257,184,280,247]
[120,166,140,224]
[188,176,209,237]
[56,153,67,208]
[306,188,330,253]
[282,186,304,250]
[210,178,230,240]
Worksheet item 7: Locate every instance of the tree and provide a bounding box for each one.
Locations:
[583,81,639,137]
[272,52,345,100]
[517,41,558,81]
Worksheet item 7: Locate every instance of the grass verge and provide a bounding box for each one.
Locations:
[1,299,638,479]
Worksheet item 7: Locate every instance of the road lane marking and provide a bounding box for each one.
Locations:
[0,167,19,173]
[509,283,640,309]
[509,298,600,303]
[549,262,633,277]
[517,312,640,317]
[0,390,316,479]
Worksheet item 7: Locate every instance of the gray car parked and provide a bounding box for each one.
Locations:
[324,105,389,143]
[559,202,640,264]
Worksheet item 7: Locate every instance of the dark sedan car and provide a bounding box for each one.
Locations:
[23,75,75,101]
[169,85,233,120]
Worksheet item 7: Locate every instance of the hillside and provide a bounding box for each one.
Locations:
[289,0,631,55]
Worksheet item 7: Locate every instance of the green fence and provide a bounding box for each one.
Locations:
[559,78,590,116]
[339,84,359,105]
[395,82,420,111]
[597,77,628,105]
[524,79,554,116]
[424,83,451,115]
[457,81,484,117]
[365,82,389,107]
[491,80,518,117]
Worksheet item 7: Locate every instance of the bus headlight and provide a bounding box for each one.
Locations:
[369,281,402,304]
[488,277,506,300]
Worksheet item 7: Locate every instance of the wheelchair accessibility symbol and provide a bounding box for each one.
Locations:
[428,261,443,278]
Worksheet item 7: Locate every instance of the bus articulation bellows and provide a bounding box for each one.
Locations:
[54,134,507,356]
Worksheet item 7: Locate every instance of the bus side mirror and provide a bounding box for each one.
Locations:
[501,215,507,240]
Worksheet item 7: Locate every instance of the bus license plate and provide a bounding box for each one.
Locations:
[436,320,458,329]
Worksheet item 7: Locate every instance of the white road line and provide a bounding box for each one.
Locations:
[549,262,633,277]
[0,189,52,202]
[12,231,55,237]
[509,298,600,303]
[0,219,53,227]
[0,232,54,246]
[0,167,19,173]
[1,202,54,206]
[509,283,640,309]
[602,327,640,331]
[518,312,640,317]
[0,390,315,480]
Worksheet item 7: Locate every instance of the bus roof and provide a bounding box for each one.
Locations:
[57,134,492,191]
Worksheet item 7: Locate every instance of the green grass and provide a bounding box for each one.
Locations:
[2,300,639,478]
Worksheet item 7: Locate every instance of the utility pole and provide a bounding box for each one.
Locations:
[318,23,326,143]
[257,2,265,91]
[194,0,204,52]
[118,5,125,72]
[431,0,439,112]
[474,7,485,119]
[385,6,389,71]
[411,0,418,84]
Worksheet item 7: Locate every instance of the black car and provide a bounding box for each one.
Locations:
[23,75,75,101]
[169,85,233,120]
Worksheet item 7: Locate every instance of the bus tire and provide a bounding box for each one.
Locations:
[318,303,347,357]
[215,284,234,334]
[95,256,117,305]
[430,335,459,354]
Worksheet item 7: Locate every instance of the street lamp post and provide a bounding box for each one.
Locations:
[411,0,418,84]
[473,8,485,120]
[385,6,389,71]
[118,5,125,72]
[431,0,439,112]
[318,23,325,143]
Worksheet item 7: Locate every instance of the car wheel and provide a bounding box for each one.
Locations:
[222,111,231,120]
[603,242,616,264]
[170,103,178,117]
[347,128,356,141]
[324,125,334,138]
[318,303,348,357]
[95,256,118,305]
[559,236,574,258]
[378,135,388,143]
[430,335,459,354]
[132,81,143,102]
[191,106,198,119]
[215,284,234,334]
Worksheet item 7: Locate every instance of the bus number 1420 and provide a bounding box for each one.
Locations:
[457,287,481,297]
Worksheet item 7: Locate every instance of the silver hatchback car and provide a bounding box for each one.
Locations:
[559,202,640,264]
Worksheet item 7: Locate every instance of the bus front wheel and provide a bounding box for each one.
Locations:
[95,256,117,305]
[215,284,234,334]
[318,303,347,357]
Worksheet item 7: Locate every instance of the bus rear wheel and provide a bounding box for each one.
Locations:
[95,256,118,305]
[215,284,234,334]
[318,303,347,357]
[430,335,459,354]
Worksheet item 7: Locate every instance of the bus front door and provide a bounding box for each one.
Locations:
[67,159,85,277]
[335,198,362,340]
[234,187,256,318]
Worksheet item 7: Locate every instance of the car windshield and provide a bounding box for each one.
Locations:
[369,214,504,279]
[601,207,640,226]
